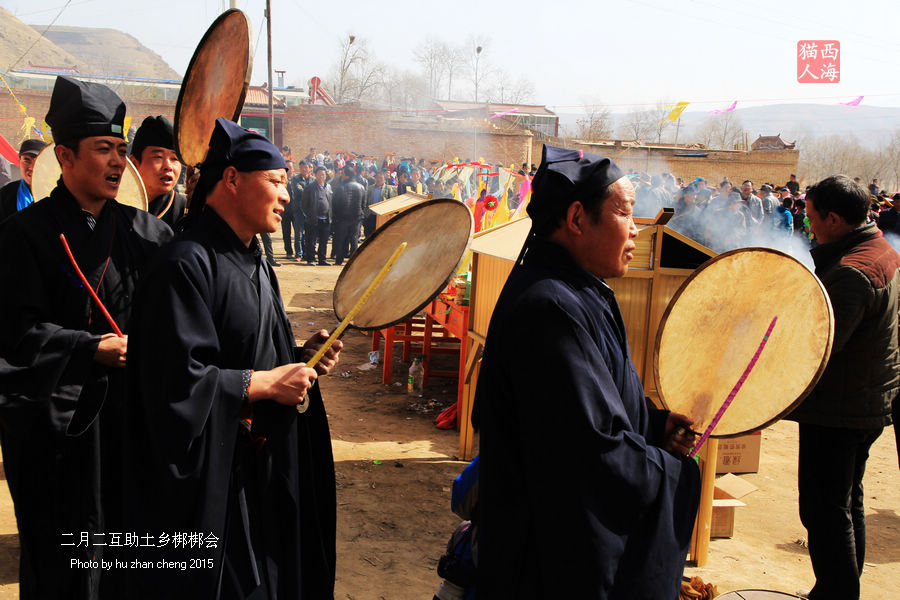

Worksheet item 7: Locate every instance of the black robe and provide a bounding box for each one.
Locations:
[471,237,700,600]
[0,182,172,599]
[122,208,336,599]
[147,190,188,230]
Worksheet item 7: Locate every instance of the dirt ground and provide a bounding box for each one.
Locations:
[1,260,899,599]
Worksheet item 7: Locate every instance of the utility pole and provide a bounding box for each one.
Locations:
[265,0,274,143]
[474,45,483,103]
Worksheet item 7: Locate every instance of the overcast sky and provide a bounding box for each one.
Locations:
[4,0,900,115]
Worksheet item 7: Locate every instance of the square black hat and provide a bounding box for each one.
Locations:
[203,117,286,173]
[527,144,624,233]
[45,76,126,142]
[130,115,174,158]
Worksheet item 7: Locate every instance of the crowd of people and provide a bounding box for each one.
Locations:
[0,74,897,600]
[632,171,900,256]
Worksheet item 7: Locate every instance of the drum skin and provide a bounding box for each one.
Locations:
[174,9,252,167]
[333,199,474,330]
[654,248,834,438]
[31,143,148,211]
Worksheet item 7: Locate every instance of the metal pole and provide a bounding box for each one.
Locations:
[266,0,275,143]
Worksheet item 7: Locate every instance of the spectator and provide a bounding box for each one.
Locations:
[740,179,764,226]
[790,175,900,600]
[0,138,46,221]
[786,173,800,195]
[301,165,333,265]
[332,165,366,265]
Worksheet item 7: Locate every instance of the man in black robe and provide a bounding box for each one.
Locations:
[472,145,701,600]
[122,118,342,599]
[130,115,187,229]
[0,76,173,599]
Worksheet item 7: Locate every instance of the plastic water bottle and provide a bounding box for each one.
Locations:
[408,357,424,397]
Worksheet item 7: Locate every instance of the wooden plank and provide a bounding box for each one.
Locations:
[469,217,531,261]
[369,191,431,215]
[691,438,718,567]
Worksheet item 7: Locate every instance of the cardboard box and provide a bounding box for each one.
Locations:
[715,431,761,474]
[711,473,758,538]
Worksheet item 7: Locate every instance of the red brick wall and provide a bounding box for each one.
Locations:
[0,89,179,146]
[281,104,533,166]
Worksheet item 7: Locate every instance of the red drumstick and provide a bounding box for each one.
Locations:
[59,233,124,337]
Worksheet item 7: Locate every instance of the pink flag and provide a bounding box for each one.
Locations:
[491,108,519,118]
[839,96,863,107]
[710,101,737,115]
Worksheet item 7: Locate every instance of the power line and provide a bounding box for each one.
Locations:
[8,0,74,71]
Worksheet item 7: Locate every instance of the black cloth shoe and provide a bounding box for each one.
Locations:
[317,260,331,266]
[267,257,281,267]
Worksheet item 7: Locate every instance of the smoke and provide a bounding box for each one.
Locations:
[665,198,815,271]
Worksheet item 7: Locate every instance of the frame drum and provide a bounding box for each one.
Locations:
[654,248,833,438]
[31,143,148,211]
[333,199,474,330]
[174,9,252,167]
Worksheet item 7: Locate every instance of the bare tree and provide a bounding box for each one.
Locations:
[797,134,891,187]
[569,105,613,141]
[618,108,655,141]
[465,36,491,103]
[413,38,446,99]
[650,102,674,143]
[694,111,745,149]
[443,44,465,100]
[328,35,383,104]
[486,69,534,104]
[377,68,430,110]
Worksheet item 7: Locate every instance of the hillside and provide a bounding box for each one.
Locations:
[0,7,86,72]
[34,25,180,80]
[0,6,179,81]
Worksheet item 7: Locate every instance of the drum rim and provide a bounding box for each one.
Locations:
[652,246,834,438]
[32,143,148,211]
[173,8,252,167]
[332,198,474,331]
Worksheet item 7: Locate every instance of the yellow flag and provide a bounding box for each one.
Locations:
[123,116,133,141]
[662,102,690,123]
[19,117,35,141]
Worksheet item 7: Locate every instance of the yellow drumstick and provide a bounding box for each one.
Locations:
[296,241,408,412]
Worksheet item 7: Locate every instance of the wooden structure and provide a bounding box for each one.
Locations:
[368,191,431,229]
[458,210,721,566]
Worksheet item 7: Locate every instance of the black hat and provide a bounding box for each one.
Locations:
[19,139,47,156]
[131,115,174,159]
[202,118,286,174]
[182,118,286,231]
[527,145,624,234]
[45,76,126,142]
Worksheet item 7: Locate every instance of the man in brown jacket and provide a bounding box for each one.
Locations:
[790,175,900,600]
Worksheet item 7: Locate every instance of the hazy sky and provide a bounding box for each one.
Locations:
[4,0,900,115]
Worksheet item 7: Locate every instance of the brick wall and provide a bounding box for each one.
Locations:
[0,89,179,146]
[2,90,533,167]
[530,136,799,187]
[281,104,533,166]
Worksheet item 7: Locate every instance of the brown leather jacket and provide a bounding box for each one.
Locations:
[790,223,900,428]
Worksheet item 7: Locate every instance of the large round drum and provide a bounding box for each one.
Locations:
[654,248,833,438]
[333,199,474,330]
[174,9,252,167]
[31,143,148,210]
